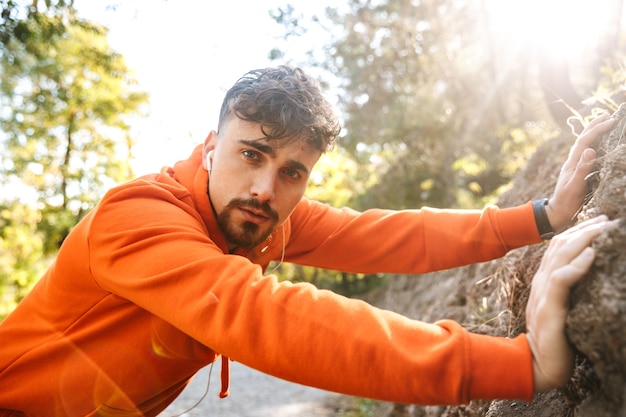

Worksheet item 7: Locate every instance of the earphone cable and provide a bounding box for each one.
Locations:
[170,361,214,417]
[266,224,285,275]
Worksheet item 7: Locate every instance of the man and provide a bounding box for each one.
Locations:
[0,66,617,416]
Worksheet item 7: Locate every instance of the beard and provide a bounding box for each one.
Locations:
[215,198,279,250]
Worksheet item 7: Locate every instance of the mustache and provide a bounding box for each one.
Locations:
[226,198,279,222]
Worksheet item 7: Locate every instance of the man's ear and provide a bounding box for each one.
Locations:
[202,131,218,170]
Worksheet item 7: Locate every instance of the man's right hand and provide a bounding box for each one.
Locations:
[525,215,616,392]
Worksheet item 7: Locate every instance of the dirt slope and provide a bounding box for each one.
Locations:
[366,103,626,417]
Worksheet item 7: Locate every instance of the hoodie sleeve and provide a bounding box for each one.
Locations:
[86,180,535,405]
[284,198,541,273]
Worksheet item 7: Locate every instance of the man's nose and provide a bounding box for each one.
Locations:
[250,170,277,202]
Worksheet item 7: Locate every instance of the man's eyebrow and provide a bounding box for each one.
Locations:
[239,139,310,176]
[240,139,276,157]
[285,159,310,176]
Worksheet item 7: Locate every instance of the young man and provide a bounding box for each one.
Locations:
[0,66,617,416]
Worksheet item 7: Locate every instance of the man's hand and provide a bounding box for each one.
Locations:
[525,215,615,392]
[546,114,615,233]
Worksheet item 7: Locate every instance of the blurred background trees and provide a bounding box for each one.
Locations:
[0,0,147,317]
[0,0,624,316]
[270,0,625,293]
[274,0,623,209]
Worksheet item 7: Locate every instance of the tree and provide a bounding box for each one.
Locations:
[324,0,553,209]
[0,201,47,320]
[0,7,148,252]
[1,0,74,53]
[0,4,148,317]
[272,0,623,211]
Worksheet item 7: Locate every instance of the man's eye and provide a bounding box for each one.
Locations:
[283,168,301,180]
[242,150,259,160]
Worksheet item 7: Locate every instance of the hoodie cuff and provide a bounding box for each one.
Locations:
[466,331,535,402]
[495,202,544,246]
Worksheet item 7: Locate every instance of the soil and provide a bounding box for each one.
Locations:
[362,103,626,417]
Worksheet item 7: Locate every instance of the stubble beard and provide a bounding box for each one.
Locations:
[216,198,279,250]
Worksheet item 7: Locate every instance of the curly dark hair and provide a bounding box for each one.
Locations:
[218,66,341,152]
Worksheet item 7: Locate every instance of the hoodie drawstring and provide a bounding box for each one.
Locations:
[219,355,230,398]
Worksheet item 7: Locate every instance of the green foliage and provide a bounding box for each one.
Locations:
[0,5,148,316]
[0,8,148,251]
[1,0,74,50]
[274,261,386,298]
[271,0,592,211]
[324,0,558,209]
[589,53,626,113]
[0,202,50,320]
[307,147,367,207]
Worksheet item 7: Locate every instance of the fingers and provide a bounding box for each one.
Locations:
[554,246,596,288]
[579,147,597,168]
[564,114,614,172]
[544,247,595,309]
[531,218,602,306]
[583,112,612,130]
[540,215,607,269]
[547,115,615,232]
[532,216,608,302]
[570,147,597,195]
[556,214,611,242]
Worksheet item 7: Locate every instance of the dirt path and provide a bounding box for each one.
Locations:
[159,361,342,416]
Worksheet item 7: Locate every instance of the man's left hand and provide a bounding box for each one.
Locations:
[547,113,616,233]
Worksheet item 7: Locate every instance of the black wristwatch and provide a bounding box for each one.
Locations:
[532,198,555,240]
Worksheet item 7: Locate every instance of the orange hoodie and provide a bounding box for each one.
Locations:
[0,145,540,416]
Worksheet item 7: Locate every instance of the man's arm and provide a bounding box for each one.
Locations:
[525,215,617,392]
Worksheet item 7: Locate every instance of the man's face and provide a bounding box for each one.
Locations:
[205,117,321,251]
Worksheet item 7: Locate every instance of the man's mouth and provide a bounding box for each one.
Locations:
[238,206,270,224]
[223,198,279,228]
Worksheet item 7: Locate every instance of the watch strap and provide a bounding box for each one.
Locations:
[532,198,555,240]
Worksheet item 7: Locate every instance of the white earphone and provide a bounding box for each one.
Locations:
[205,150,213,172]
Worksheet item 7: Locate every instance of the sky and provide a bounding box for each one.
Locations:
[74,0,330,175]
